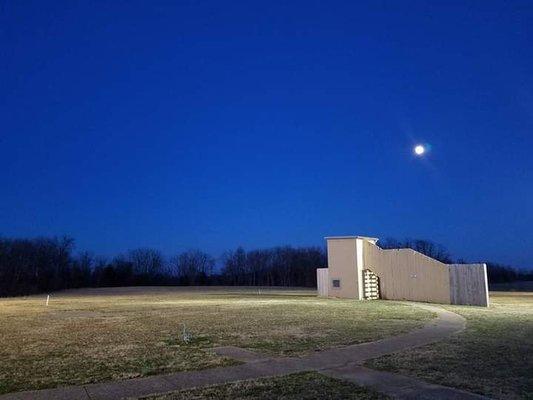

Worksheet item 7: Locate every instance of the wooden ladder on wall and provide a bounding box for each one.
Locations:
[363,269,380,300]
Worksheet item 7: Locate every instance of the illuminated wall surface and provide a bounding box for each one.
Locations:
[319,236,489,307]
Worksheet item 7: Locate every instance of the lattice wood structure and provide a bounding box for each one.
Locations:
[363,269,380,300]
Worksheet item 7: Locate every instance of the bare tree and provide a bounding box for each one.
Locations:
[378,238,452,263]
[221,247,246,285]
[171,249,214,285]
[127,248,164,278]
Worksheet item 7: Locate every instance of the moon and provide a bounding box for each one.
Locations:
[414,145,426,156]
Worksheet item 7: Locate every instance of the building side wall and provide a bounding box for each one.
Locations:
[316,268,329,297]
[327,238,359,298]
[363,241,451,304]
[449,264,489,307]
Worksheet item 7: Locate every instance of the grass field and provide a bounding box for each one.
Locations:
[0,286,431,394]
[367,292,533,400]
[141,372,389,400]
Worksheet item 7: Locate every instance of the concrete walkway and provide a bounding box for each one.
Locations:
[1,303,488,400]
[322,364,489,400]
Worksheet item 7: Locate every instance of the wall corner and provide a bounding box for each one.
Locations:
[355,238,364,300]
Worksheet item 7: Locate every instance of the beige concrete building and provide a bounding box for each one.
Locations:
[317,236,489,307]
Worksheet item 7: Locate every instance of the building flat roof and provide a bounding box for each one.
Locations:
[324,235,379,241]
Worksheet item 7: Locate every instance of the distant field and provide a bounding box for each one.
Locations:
[490,281,533,292]
[367,292,533,400]
[0,286,431,395]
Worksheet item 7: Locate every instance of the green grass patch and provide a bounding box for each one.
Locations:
[140,371,390,400]
[366,292,533,400]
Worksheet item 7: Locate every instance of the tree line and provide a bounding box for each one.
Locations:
[0,235,530,297]
[0,236,326,297]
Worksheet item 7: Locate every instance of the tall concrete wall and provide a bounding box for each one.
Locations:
[363,241,451,304]
[449,264,489,307]
[326,238,361,299]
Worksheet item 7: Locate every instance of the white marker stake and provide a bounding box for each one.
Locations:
[46,295,50,306]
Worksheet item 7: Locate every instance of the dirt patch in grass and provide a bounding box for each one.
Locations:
[139,371,390,400]
[366,292,533,400]
[0,287,431,394]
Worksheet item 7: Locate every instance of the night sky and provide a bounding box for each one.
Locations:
[1,1,532,268]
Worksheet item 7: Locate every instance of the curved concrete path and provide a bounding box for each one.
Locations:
[0,303,488,400]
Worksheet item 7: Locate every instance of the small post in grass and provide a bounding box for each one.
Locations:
[46,294,50,306]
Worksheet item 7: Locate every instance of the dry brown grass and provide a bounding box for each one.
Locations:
[0,286,431,394]
[141,371,390,400]
[367,292,533,400]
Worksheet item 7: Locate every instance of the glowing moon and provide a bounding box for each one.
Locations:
[414,145,426,156]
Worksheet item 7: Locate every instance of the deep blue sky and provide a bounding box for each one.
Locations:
[1,1,532,268]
